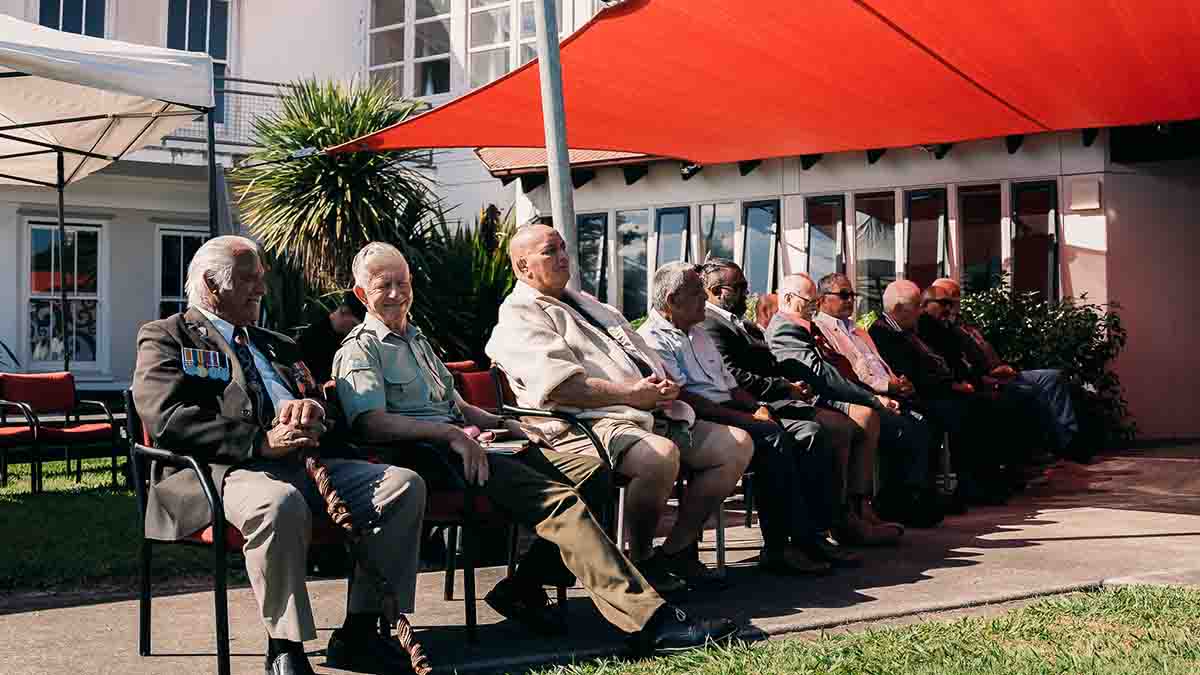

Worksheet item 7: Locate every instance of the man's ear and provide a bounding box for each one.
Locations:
[353,286,367,304]
[204,274,220,297]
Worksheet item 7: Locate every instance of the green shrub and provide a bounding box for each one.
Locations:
[960,277,1135,456]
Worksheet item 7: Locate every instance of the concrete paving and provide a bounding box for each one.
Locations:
[2,446,1199,675]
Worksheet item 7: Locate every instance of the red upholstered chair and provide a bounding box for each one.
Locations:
[0,372,119,491]
[124,390,346,675]
[0,387,38,491]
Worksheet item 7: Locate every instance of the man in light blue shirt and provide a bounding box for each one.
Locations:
[639,262,860,574]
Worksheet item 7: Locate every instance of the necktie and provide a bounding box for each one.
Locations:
[232,327,276,427]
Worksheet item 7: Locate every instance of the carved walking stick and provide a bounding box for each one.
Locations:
[304,453,433,675]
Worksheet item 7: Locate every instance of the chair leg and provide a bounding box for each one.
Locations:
[443,526,458,601]
[743,475,754,529]
[715,503,727,575]
[556,584,568,625]
[615,486,627,553]
[76,447,83,483]
[506,524,519,578]
[214,542,231,675]
[463,528,478,644]
[111,437,119,488]
[1,447,7,488]
[139,539,153,656]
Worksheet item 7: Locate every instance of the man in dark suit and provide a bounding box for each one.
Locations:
[698,258,900,545]
[768,274,941,528]
[868,280,1010,505]
[132,236,426,675]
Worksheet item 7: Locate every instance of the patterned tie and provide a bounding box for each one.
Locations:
[232,327,276,427]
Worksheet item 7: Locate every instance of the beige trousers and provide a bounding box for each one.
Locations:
[223,458,426,642]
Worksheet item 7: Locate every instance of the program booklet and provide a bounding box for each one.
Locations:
[480,438,531,455]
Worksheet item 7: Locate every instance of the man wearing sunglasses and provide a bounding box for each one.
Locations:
[769,274,942,529]
[698,259,899,546]
[931,278,1078,459]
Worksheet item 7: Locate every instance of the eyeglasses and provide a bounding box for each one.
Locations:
[926,298,955,307]
[713,282,748,294]
[823,290,859,301]
[783,292,818,305]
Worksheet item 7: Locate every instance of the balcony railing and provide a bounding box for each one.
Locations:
[165,77,286,148]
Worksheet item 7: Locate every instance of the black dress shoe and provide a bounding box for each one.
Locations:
[326,627,415,674]
[805,534,864,568]
[877,489,946,529]
[484,576,567,635]
[635,550,688,597]
[654,545,731,592]
[759,548,832,576]
[630,605,738,655]
[265,650,317,675]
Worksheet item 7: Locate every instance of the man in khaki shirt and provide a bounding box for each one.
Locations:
[334,242,737,654]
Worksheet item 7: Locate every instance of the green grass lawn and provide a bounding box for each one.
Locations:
[0,458,218,592]
[532,586,1200,675]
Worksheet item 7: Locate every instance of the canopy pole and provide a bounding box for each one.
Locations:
[532,0,579,291]
[56,150,70,372]
[207,109,219,239]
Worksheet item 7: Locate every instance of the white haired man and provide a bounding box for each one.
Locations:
[334,241,738,653]
[132,236,427,675]
[487,225,753,595]
[769,274,941,528]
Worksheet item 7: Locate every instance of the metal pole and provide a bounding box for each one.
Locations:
[207,110,219,239]
[57,150,70,372]
[532,0,579,291]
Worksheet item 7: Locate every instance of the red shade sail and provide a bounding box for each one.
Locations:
[331,0,1200,164]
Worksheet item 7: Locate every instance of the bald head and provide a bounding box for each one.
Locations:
[932,277,961,299]
[779,273,819,319]
[882,279,923,330]
[509,223,570,297]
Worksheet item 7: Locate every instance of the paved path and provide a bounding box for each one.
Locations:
[2,447,1199,674]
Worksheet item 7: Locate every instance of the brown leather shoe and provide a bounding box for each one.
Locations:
[836,509,902,546]
[859,498,905,536]
[759,547,832,576]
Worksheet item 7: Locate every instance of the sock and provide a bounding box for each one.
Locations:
[341,612,383,637]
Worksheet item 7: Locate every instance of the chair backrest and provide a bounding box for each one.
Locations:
[123,389,152,517]
[457,369,500,412]
[0,372,76,413]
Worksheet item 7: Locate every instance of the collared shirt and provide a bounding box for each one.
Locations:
[638,309,738,404]
[195,306,296,412]
[705,301,765,345]
[814,311,894,393]
[333,313,462,427]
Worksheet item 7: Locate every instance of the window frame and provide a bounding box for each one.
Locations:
[21,216,110,374]
[37,0,111,38]
[804,193,847,281]
[741,198,782,295]
[155,224,209,321]
[575,211,609,302]
[653,205,692,265]
[163,0,234,122]
[1010,179,1062,300]
[903,187,949,286]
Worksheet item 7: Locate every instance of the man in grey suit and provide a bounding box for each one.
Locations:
[132,235,426,675]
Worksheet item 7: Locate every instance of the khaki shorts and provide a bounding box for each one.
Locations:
[549,416,693,471]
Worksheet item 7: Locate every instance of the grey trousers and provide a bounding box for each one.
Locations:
[223,458,426,642]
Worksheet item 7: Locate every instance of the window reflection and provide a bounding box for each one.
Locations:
[576,213,608,302]
[854,191,896,314]
[616,209,649,320]
[959,184,1003,292]
[743,200,779,295]
[698,203,735,262]
[905,189,947,290]
[806,195,844,283]
[655,207,690,265]
[1012,181,1058,298]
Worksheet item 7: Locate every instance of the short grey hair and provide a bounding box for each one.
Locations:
[882,280,921,313]
[352,242,406,288]
[778,273,815,296]
[698,257,741,289]
[186,235,260,310]
[818,272,852,295]
[652,262,700,312]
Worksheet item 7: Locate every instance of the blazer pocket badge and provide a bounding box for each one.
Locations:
[182,348,230,381]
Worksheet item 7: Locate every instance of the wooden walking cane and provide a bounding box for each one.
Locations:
[304,452,433,675]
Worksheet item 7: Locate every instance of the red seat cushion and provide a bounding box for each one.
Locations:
[38,422,115,443]
[425,492,507,524]
[456,371,499,411]
[0,426,35,445]
[0,372,75,414]
[185,517,348,551]
[443,360,478,374]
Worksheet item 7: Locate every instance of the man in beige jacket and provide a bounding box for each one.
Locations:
[487,225,753,594]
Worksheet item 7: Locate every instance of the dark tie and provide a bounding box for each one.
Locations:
[232,327,276,427]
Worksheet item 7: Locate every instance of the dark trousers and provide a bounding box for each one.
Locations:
[878,408,933,489]
[1006,369,1078,452]
[733,414,834,552]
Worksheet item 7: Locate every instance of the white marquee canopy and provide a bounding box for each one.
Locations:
[0,13,214,187]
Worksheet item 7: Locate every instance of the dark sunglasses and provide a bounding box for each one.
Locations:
[713,282,749,294]
[926,298,955,307]
[823,290,859,301]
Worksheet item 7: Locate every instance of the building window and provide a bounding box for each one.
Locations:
[414,1,452,95]
[39,0,105,37]
[159,229,207,319]
[369,0,407,95]
[616,209,649,321]
[904,188,948,290]
[368,0,453,96]
[743,200,779,295]
[806,195,845,282]
[27,222,102,366]
[167,0,230,121]
[469,0,563,85]
[854,191,896,314]
[959,184,1003,292]
[1011,181,1059,299]
[655,207,690,266]
[517,0,563,65]
[697,202,735,262]
[576,212,607,302]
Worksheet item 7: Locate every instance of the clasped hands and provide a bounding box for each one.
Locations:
[260,398,327,459]
[628,374,681,411]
